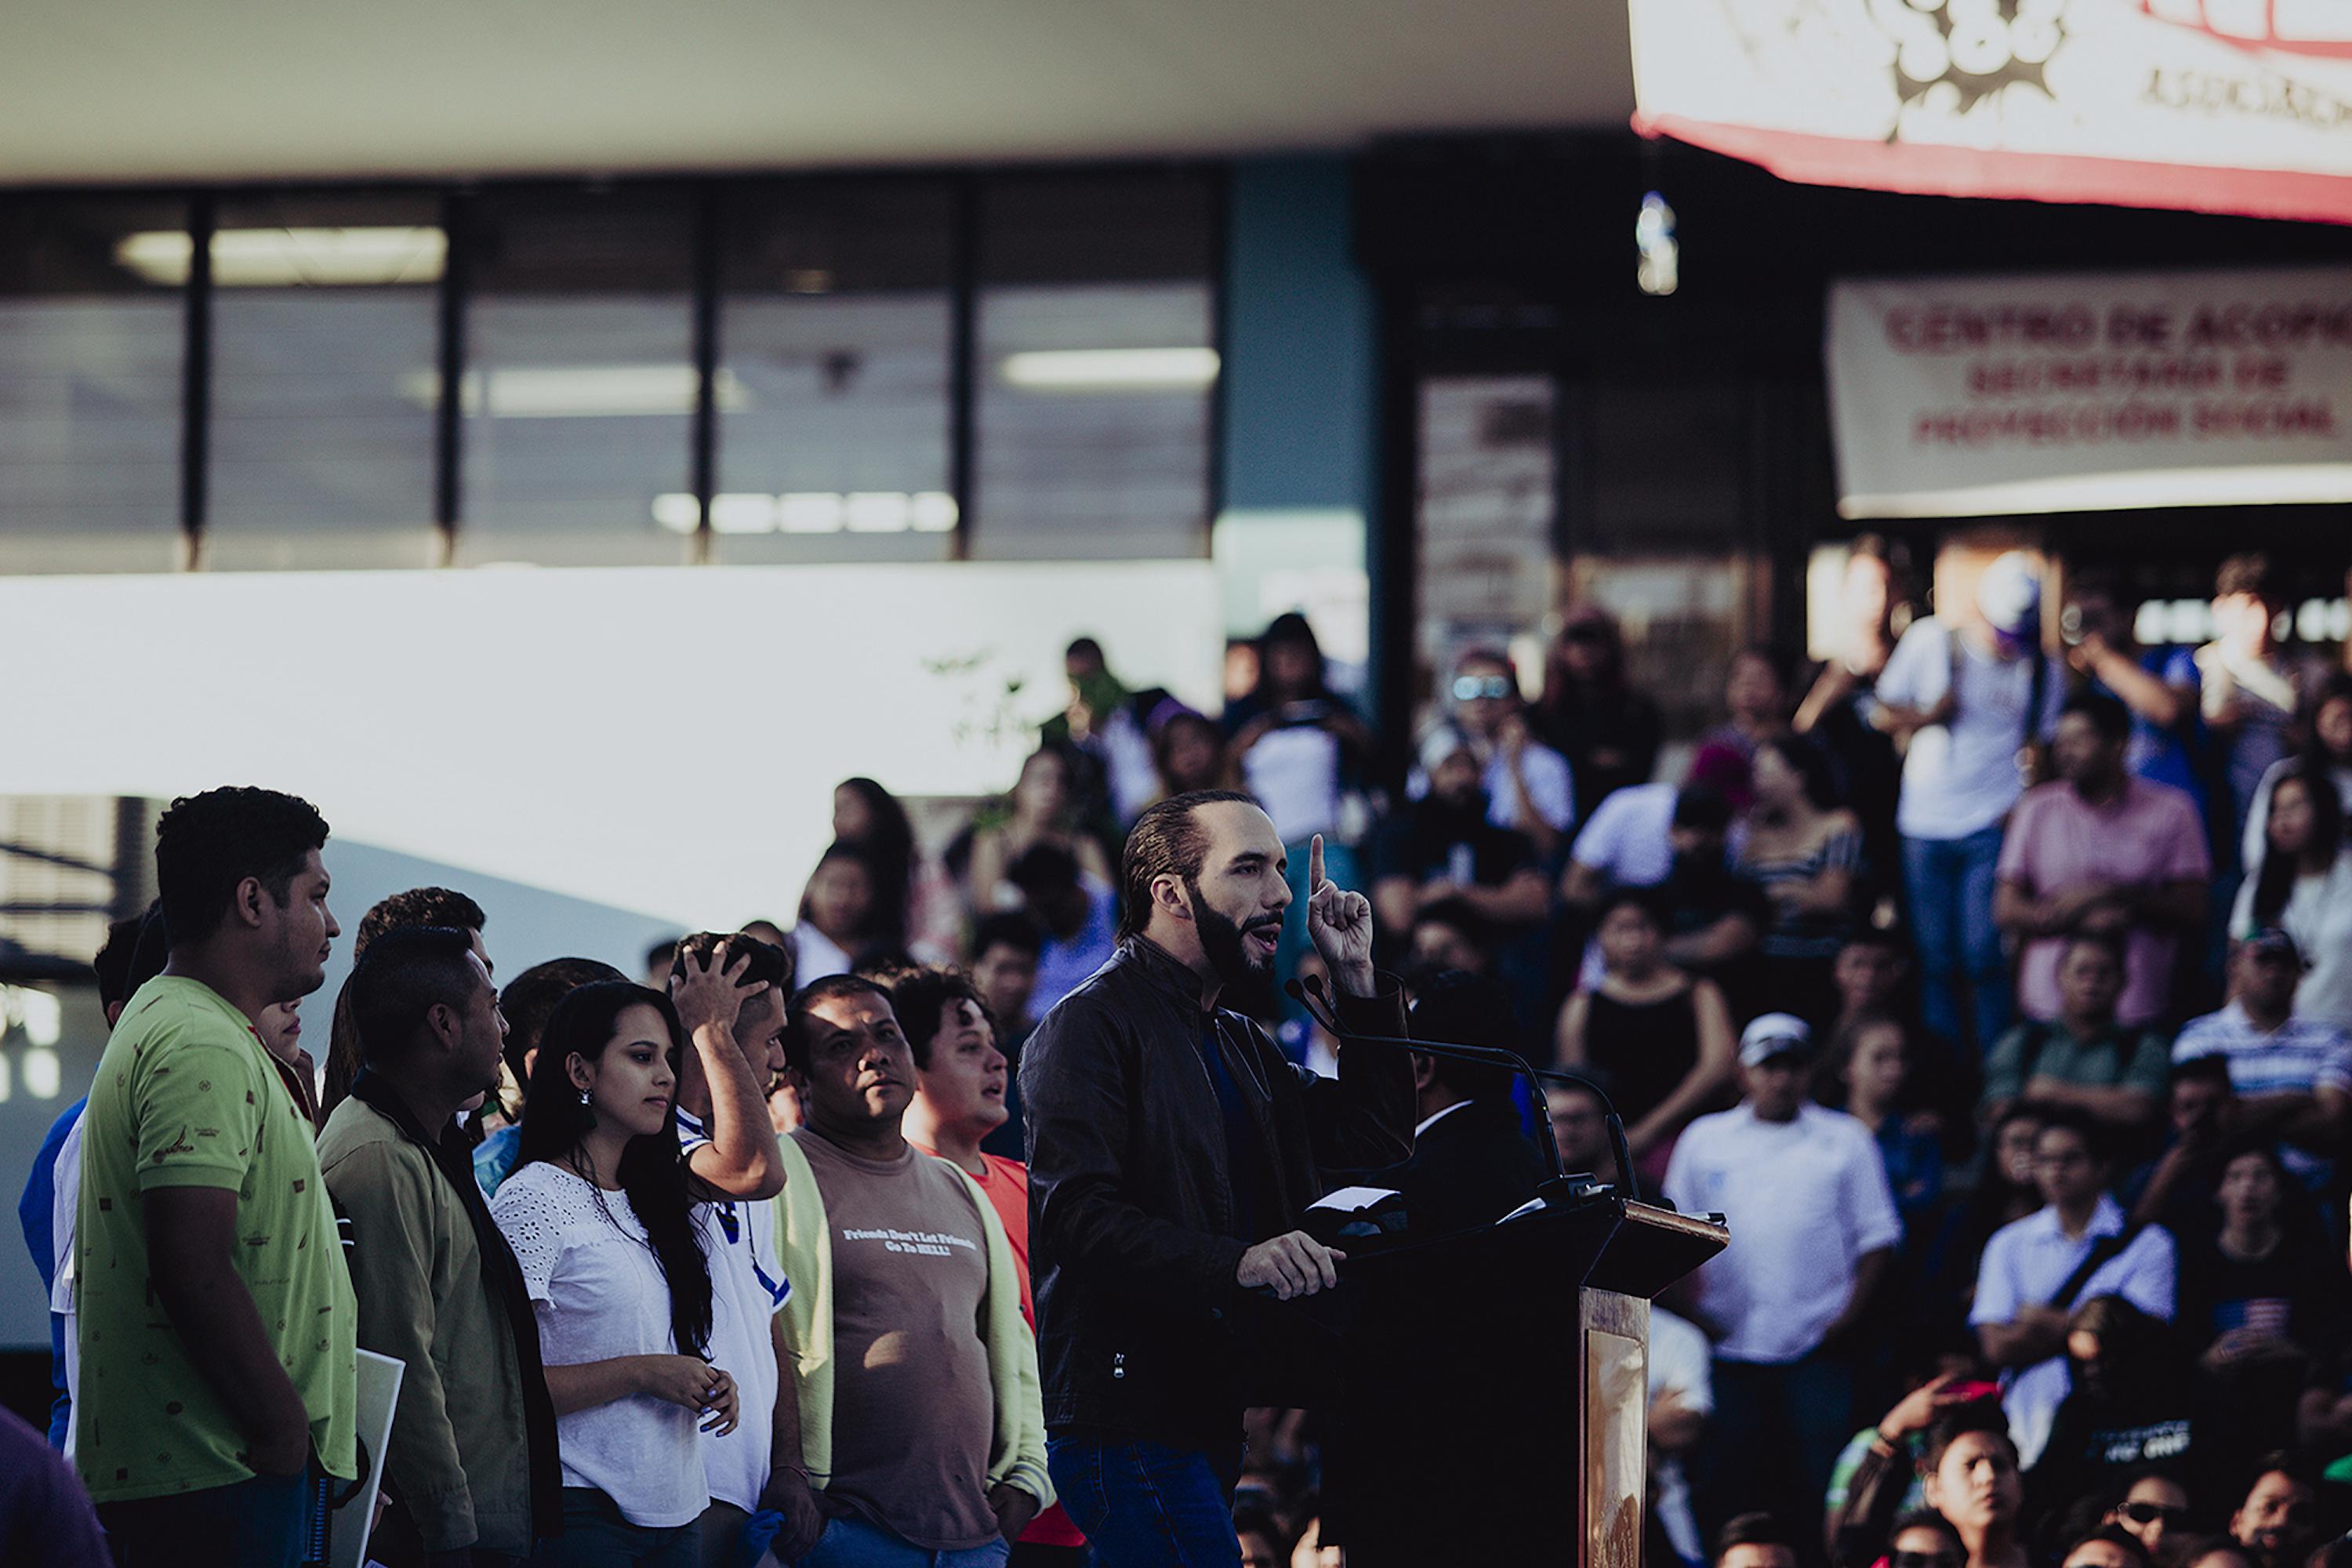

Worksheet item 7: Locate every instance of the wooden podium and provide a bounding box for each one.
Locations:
[1318,1192,1727,1567]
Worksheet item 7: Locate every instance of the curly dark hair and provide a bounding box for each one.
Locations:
[154,786,329,946]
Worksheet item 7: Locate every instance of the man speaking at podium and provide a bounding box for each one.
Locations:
[1022,789,1414,1566]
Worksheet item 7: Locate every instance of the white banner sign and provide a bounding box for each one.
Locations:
[1632,0,2352,223]
[1825,267,2352,517]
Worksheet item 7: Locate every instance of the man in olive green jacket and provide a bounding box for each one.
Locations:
[318,926,560,1565]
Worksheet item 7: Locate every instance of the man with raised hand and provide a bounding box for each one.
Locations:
[1022,792,1413,1567]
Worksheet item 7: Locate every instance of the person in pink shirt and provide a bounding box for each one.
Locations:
[1995,691,2211,1031]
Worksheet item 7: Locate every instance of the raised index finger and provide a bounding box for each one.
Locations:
[1309,833,1325,892]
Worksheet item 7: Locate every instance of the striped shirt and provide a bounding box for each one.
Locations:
[2172,1003,2352,1184]
[2171,1002,2352,1098]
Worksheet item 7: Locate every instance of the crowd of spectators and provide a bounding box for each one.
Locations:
[11,543,2352,1568]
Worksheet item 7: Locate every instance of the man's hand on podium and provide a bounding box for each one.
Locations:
[1238,1230,1346,1301]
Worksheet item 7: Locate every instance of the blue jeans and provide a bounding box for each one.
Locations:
[797,1512,1011,1568]
[97,1470,312,1568]
[1047,1437,1240,1568]
[1902,823,2012,1055]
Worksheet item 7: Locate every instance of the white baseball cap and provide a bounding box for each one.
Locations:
[1738,1012,1814,1067]
[1976,551,2042,639]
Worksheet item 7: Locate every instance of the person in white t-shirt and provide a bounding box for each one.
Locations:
[1663,1013,1902,1544]
[666,934,798,1568]
[1873,553,2065,1055]
[492,971,786,1568]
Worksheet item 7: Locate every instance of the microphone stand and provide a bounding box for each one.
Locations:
[1284,973,1643,1206]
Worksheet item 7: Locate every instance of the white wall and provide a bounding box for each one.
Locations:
[0,560,1221,927]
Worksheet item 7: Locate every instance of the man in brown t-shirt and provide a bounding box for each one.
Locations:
[768,975,1048,1566]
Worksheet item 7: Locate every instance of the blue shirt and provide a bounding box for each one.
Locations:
[1030,880,1119,1018]
[15,1098,84,1450]
[472,1122,522,1200]
[2105,647,2210,824]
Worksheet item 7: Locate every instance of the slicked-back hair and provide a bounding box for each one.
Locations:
[885,967,992,1070]
[784,973,896,1073]
[1117,789,1260,942]
[354,886,486,960]
[670,931,794,997]
[499,956,630,1087]
[349,926,484,1068]
[154,786,329,947]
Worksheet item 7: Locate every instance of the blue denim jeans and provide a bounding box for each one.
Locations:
[1902,822,2012,1055]
[1047,1437,1240,1568]
[797,1512,1011,1568]
[97,1469,312,1568]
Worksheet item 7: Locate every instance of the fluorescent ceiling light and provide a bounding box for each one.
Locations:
[397,367,747,419]
[845,492,911,532]
[651,490,959,536]
[909,492,960,532]
[710,494,781,535]
[999,347,1219,391]
[651,493,703,535]
[780,493,846,534]
[115,227,446,288]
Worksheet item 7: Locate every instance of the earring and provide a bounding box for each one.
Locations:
[577,1089,590,1106]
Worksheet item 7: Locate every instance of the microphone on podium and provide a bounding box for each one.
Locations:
[1282,972,1646,1205]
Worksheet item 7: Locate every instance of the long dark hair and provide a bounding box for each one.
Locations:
[2252,764,2343,928]
[797,840,887,954]
[834,777,914,950]
[517,981,713,1360]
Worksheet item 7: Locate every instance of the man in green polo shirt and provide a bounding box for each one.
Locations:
[75,786,357,1568]
[1980,931,2171,1139]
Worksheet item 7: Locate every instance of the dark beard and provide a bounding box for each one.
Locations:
[1185,880,1279,989]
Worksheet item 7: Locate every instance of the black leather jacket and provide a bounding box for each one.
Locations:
[1021,936,1414,1443]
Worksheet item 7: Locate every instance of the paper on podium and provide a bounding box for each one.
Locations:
[332,1348,405,1568]
[1308,1186,1400,1214]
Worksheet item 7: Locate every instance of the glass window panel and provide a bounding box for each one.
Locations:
[713,181,955,565]
[970,174,1218,561]
[1415,375,1555,717]
[973,280,1214,561]
[0,198,186,574]
[204,193,441,571]
[454,188,695,567]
